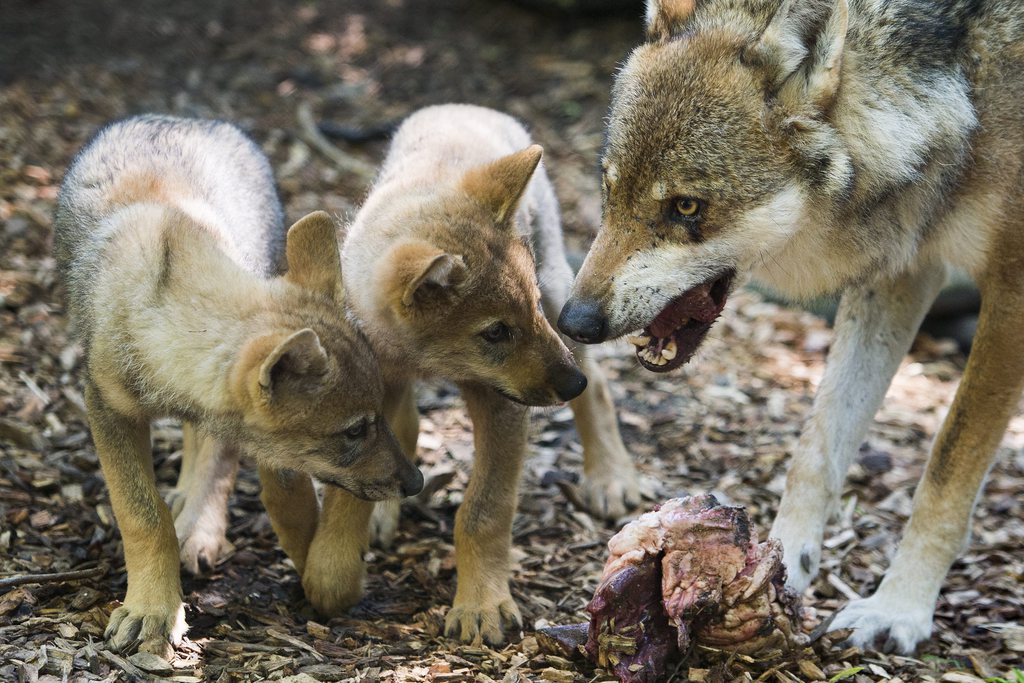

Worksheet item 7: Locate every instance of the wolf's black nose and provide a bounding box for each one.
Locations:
[553,365,588,402]
[401,465,424,497]
[558,298,608,344]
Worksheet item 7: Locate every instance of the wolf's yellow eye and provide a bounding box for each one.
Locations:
[672,197,702,219]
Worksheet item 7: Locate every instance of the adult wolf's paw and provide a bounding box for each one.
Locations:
[579,466,642,521]
[105,600,187,658]
[444,595,523,646]
[829,594,934,654]
[770,515,825,594]
[302,534,366,616]
[369,499,401,549]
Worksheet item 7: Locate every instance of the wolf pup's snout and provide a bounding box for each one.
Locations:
[400,460,425,497]
[552,363,588,402]
[558,298,608,344]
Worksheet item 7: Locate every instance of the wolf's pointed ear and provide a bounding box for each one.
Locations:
[255,328,329,399]
[754,0,848,110]
[284,211,344,301]
[645,0,697,41]
[379,239,467,310]
[461,144,543,225]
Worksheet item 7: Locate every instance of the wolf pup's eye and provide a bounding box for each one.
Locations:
[480,321,512,343]
[344,417,369,440]
[670,197,703,220]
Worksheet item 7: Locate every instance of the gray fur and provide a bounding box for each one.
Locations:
[55,115,284,346]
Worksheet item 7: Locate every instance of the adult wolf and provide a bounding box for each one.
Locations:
[558,0,1023,653]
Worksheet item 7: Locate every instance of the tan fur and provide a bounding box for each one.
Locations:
[54,116,422,656]
[460,144,543,223]
[258,465,318,576]
[255,104,641,645]
[562,0,1024,653]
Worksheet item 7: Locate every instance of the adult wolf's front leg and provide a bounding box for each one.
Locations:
[771,263,945,592]
[86,384,186,657]
[444,383,528,646]
[832,248,1024,653]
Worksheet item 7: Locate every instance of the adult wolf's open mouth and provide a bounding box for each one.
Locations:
[627,270,735,373]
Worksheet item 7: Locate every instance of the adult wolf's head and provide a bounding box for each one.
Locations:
[560,0,854,372]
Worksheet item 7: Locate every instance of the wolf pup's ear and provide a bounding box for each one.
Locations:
[379,239,467,309]
[284,211,344,301]
[461,144,543,225]
[645,0,697,41]
[754,0,848,110]
[255,328,329,400]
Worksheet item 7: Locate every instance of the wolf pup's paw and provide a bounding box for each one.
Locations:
[173,507,231,575]
[369,499,401,549]
[302,536,366,616]
[829,593,933,654]
[579,466,642,521]
[165,487,188,518]
[105,599,187,658]
[444,594,523,646]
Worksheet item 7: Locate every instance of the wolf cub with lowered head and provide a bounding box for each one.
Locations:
[255,104,641,644]
[559,0,1024,654]
[54,115,422,657]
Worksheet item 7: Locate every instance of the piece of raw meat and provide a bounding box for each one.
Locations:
[582,495,806,683]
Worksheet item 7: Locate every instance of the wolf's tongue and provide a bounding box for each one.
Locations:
[647,283,718,338]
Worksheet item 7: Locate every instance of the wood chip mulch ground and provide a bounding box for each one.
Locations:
[2,1,1022,681]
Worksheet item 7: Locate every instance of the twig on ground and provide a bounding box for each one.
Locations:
[18,370,51,406]
[0,563,108,590]
[296,102,377,181]
[97,649,147,683]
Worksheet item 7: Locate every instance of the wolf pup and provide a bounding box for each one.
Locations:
[558,0,1024,653]
[54,115,422,656]
[260,104,638,644]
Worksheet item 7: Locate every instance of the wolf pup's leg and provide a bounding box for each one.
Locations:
[369,381,420,548]
[165,421,198,518]
[771,263,946,592]
[301,488,373,615]
[567,351,641,520]
[85,383,186,657]
[297,383,419,611]
[535,187,641,520]
[831,252,1024,653]
[259,467,319,575]
[445,383,527,645]
[170,424,239,575]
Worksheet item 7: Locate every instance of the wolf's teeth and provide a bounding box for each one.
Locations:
[639,347,667,365]
[662,340,677,361]
[627,334,651,347]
